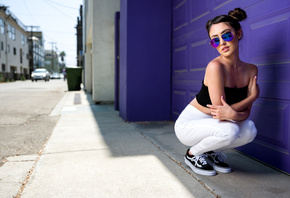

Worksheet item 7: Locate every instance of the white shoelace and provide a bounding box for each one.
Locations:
[194,154,207,166]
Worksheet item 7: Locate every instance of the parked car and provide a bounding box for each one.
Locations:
[31,69,50,82]
[50,72,61,79]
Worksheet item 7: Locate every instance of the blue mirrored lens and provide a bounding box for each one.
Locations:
[210,32,233,48]
[210,38,220,48]
[222,32,233,42]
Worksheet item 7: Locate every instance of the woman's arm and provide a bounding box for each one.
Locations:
[230,65,259,112]
[230,76,259,112]
[233,107,251,121]
[204,60,225,106]
[207,64,259,121]
[208,96,252,121]
[230,95,255,112]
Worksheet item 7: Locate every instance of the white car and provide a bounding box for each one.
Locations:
[31,69,50,82]
[50,72,61,79]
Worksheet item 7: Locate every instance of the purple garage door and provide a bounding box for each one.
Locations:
[172,0,290,174]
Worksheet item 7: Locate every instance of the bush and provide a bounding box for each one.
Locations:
[20,76,26,81]
[5,78,15,82]
[0,74,4,82]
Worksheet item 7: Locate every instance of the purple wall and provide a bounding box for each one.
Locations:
[172,0,290,174]
[114,12,120,111]
[118,0,290,173]
[119,0,172,121]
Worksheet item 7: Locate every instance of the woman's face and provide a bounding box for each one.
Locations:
[209,22,241,57]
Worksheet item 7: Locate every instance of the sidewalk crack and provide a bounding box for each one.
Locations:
[14,144,47,198]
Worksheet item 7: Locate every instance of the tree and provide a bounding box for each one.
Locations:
[59,51,66,62]
[59,51,66,71]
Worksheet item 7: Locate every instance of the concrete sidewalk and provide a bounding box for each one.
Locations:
[1,90,290,197]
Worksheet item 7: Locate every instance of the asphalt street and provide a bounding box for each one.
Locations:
[0,80,67,165]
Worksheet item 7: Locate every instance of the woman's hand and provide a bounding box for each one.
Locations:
[207,96,236,121]
[248,76,260,101]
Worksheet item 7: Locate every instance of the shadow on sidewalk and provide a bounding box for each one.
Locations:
[84,92,290,198]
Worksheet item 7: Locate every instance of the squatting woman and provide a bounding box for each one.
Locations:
[174,8,260,176]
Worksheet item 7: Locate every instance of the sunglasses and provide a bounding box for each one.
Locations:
[210,32,234,48]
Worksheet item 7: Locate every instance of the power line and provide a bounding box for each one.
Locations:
[42,32,76,48]
[42,0,75,21]
[46,0,79,10]
[42,29,75,34]
[23,0,39,25]
[16,13,63,17]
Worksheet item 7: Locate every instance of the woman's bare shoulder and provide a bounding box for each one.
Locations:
[244,62,258,76]
[206,58,224,73]
[204,58,225,85]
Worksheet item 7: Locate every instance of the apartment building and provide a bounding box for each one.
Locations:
[27,30,45,71]
[44,49,59,73]
[0,5,29,81]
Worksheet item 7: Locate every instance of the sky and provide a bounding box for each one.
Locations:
[0,0,83,66]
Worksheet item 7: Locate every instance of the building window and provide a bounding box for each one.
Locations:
[13,47,16,55]
[8,24,11,39]
[1,42,3,50]
[21,34,25,45]
[8,24,16,40]
[12,26,15,40]
[0,18,4,34]
[2,64,5,72]
[20,48,23,63]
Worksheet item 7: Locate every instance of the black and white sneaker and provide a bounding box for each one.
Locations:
[184,149,216,176]
[205,151,231,173]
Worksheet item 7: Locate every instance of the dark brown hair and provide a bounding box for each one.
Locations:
[206,8,247,37]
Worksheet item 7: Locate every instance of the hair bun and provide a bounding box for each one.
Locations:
[228,8,247,21]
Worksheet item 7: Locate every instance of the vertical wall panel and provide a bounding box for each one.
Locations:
[119,0,171,121]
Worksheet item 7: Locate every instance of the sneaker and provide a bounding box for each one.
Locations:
[184,149,216,176]
[205,151,231,173]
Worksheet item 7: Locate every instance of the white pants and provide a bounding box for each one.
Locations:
[174,105,257,156]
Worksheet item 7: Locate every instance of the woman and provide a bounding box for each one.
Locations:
[174,8,260,176]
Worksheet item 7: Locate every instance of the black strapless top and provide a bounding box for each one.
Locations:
[196,81,248,107]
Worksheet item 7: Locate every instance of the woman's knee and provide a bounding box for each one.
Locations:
[218,122,239,145]
[174,122,194,146]
[244,120,257,142]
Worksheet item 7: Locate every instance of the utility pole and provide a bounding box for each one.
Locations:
[48,42,57,72]
[27,25,40,73]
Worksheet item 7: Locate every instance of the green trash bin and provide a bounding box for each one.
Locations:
[66,66,83,91]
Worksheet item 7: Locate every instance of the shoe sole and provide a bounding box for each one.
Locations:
[184,157,216,176]
[213,164,231,173]
[206,159,231,173]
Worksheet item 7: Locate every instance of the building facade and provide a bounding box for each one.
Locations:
[0,5,29,81]
[27,30,45,71]
[83,0,120,102]
[44,49,59,73]
[76,5,83,67]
